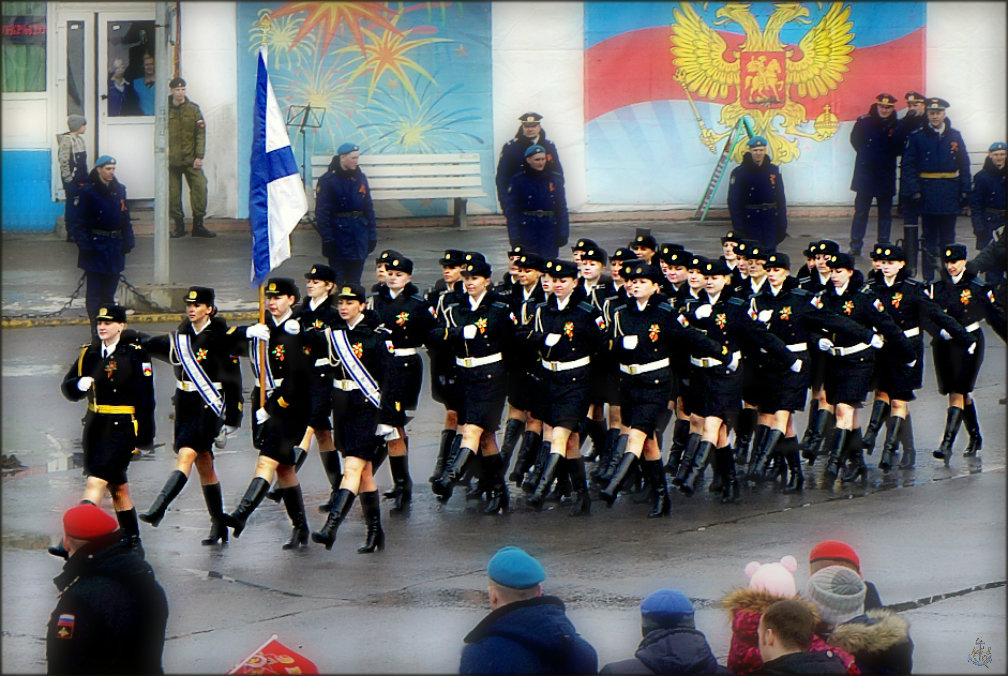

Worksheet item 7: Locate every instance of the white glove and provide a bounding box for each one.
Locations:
[462,324,477,340]
[939,329,952,340]
[255,407,270,424]
[757,309,773,323]
[790,359,803,373]
[967,341,977,355]
[727,352,740,372]
[283,319,300,335]
[622,335,639,350]
[818,337,834,352]
[77,376,94,392]
[869,334,885,349]
[246,323,270,341]
[907,359,918,368]
[213,425,239,449]
[544,333,561,347]
[375,423,400,441]
[694,304,713,319]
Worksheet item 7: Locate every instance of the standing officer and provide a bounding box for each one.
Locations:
[895,91,928,275]
[848,94,901,258]
[47,503,168,674]
[969,142,1006,254]
[728,137,788,249]
[495,112,563,210]
[59,305,155,556]
[167,77,214,238]
[314,142,377,285]
[503,145,569,259]
[67,156,135,338]
[901,97,971,282]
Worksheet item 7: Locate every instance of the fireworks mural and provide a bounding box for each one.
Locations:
[237,2,493,218]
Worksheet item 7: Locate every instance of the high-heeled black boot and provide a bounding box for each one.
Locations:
[802,409,835,463]
[432,445,474,502]
[717,445,741,503]
[318,450,344,513]
[823,429,849,480]
[481,454,511,515]
[645,459,671,518]
[664,419,691,475]
[962,400,982,457]
[933,406,963,464]
[596,434,627,485]
[898,412,917,469]
[746,428,781,482]
[591,429,620,483]
[116,508,144,558]
[200,482,229,545]
[430,429,456,483]
[223,477,270,538]
[878,416,904,471]
[499,418,526,469]
[799,398,820,449]
[840,430,867,482]
[527,453,563,510]
[732,408,757,465]
[511,430,542,486]
[743,425,769,474]
[861,399,891,454]
[567,456,591,516]
[600,451,637,507]
[280,484,309,550]
[672,433,701,486]
[139,469,188,527]
[357,491,385,553]
[546,459,572,502]
[780,438,804,493]
[683,441,714,496]
[580,417,607,463]
[311,488,355,550]
[522,440,552,494]
[384,455,413,512]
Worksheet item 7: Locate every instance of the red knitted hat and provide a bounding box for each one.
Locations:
[809,540,860,572]
[63,504,119,539]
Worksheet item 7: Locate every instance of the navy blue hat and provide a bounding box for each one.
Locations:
[572,238,599,253]
[827,253,855,271]
[990,142,1006,152]
[765,252,791,270]
[926,97,950,111]
[516,252,546,272]
[184,286,215,306]
[868,242,888,261]
[524,144,546,158]
[439,249,466,266]
[803,242,817,258]
[943,243,968,262]
[95,304,127,323]
[641,589,695,633]
[622,261,662,283]
[519,112,543,124]
[464,251,487,266]
[610,247,636,263]
[747,136,768,148]
[658,242,685,263]
[739,243,769,261]
[815,239,841,256]
[721,231,743,245]
[264,277,299,300]
[461,260,492,278]
[688,255,708,271]
[305,264,336,283]
[905,91,925,103]
[337,142,359,155]
[630,233,657,251]
[94,154,116,167]
[580,246,607,264]
[385,255,414,274]
[875,93,897,106]
[375,249,402,266]
[546,259,579,279]
[875,244,904,262]
[487,546,546,589]
[508,244,526,258]
[666,249,693,267]
[703,259,731,276]
[336,283,366,303]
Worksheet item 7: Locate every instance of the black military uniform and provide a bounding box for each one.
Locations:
[495,112,563,210]
[927,244,1007,463]
[577,245,613,460]
[848,93,901,256]
[730,241,770,468]
[727,138,788,249]
[969,141,1007,253]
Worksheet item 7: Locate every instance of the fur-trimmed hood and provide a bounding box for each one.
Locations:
[826,609,910,655]
[722,587,820,619]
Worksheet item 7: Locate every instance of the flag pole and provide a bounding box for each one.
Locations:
[258,284,267,410]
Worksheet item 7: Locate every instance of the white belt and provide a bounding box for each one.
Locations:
[619,358,670,375]
[257,378,283,388]
[392,347,418,356]
[786,342,807,352]
[690,351,739,368]
[177,380,222,392]
[830,342,869,357]
[541,356,591,372]
[965,321,981,332]
[902,327,920,337]
[333,378,359,391]
[456,353,503,368]
[314,358,331,367]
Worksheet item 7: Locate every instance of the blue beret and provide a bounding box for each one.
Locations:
[488,546,546,589]
[337,142,359,155]
[747,136,768,148]
[525,144,546,158]
[641,589,695,628]
[94,154,116,167]
[990,142,1006,152]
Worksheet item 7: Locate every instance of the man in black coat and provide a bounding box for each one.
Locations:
[47,503,168,674]
[757,600,849,674]
[495,112,563,210]
[848,94,901,257]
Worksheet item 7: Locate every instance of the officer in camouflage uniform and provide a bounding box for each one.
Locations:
[167,77,214,238]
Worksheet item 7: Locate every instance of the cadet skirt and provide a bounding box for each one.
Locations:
[306,372,334,431]
[694,367,742,423]
[380,353,423,427]
[458,361,507,432]
[332,389,381,460]
[756,356,809,413]
[172,389,223,452]
[933,330,985,394]
[618,373,671,436]
[875,339,924,402]
[808,348,827,391]
[506,355,539,411]
[741,357,763,404]
[82,411,136,485]
[541,365,592,430]
[250,386,310,465]
[823,353,874,406]
[428,346,462,411]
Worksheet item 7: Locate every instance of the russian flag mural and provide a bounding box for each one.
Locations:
[585,2,925,206]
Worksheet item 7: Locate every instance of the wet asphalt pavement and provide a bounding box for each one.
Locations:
[2,215,1005,673]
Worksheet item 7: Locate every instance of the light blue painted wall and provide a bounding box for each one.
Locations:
[2,151,63,231]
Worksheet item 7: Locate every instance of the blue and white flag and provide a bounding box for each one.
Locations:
[249,47,306,287]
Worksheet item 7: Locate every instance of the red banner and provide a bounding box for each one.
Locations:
[229,635,318,674]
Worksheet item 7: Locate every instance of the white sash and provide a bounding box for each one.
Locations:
[249,338,276,391]
[172,332,225,418]
[328,328,381,408]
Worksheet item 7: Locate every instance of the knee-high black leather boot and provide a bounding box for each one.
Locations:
[499,418,526,469]
[962,400,982,457]
[117,507,144,558]
[139,469,188,527]
[430,429,456,483]
[200,482,228,545]
[600,451,637,507]
[878,417,904,471]
[861,399,891,454]
[522,440,552,494]
[268,446,308,502]
[357,490,385,553]
[432,445,475,503]
[385,455,413,512]
[840,429,867,482]
[280,484,309,550]
[664,419,691,474]
[672,433,701,486]
[318,450,344,513]
[682,441,714,497]
[780,437,804,493]
[223,477,270,538]
[933,406,963,464]
[527,453,563,510]
[802,408,834,462]
[597,433,627,485]
[511,430,542,486]
[481,454,511,515]
[733,408,757,465]
[567,456,591,517]
[718,445,741,503]
[311,488,356,550]
[898,412,917,469]
[823,429,849,480]
[591,428,620,483]
[800,398,820,449]
[646,459,671,518]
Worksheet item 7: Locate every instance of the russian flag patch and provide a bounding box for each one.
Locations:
[56,613,75,639]
[142,362,153,377]
[595,316,606,330]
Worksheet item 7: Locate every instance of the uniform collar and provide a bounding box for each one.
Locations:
[832,281,850,296]
[270,309,293,326]
[468,290,488,311]
[555,293,573,311]
[951,271,964,285]
[101,337,120,357]
[346,314,364,331]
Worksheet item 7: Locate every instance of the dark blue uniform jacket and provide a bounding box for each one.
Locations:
[69,171,134,274]
[503,164,570,257]
[970,157,1006,234]
[727,153,787,249]
[314,162,377,261]
[850,103,901,196]
[901,119,971,215]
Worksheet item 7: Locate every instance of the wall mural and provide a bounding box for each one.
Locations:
[236,2,493,218]
[585,2,925,205]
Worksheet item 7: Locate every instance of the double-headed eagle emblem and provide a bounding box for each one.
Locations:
[671,2,854,163]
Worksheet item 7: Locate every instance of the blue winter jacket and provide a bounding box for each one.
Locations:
[68,169,134,274]
[496,131,563,208]
[600,628,730,674]
[460,596,598,674]
[849,104,901,196]
[314,162,377,261]
[970,157,1006,233]
[901,118,971,215]
[503,164,569,258]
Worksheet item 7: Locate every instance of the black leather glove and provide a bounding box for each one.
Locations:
[321,240,336,259]
[960,192,970,209]
[367,240,377,255]
[910,192,922,205]
[555,236,568,249]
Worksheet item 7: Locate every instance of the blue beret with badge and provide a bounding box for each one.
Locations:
[337,142,359,155]
[989,142,1006,152]
[487,546,546,589]
[95,154,116,167]
[747,136,768,148]
[524,144,546,158]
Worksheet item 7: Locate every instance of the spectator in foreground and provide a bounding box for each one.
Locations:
[808,540,882,611]
[756,599,848,674]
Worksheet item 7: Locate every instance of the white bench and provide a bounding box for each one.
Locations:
[310,153,485,229]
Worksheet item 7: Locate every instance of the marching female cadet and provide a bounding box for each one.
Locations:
[292,265,342,512]
[746,254,878,492]
[674,260,801,503]
[429,260,518,514]
[312,284,393,551]
[137,286,242,545]
[222,278,315,550]
[368,254,436,512]
[799,239,841,460]
[525,260,607,515]
[599,261,722,516]
[730,242,770,470]
[861,246,974,470]
[812,255,913,483]
[660,248,696,475]
[59,305,155,556]
[577,245,611,463]
[927,244,1007,465]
